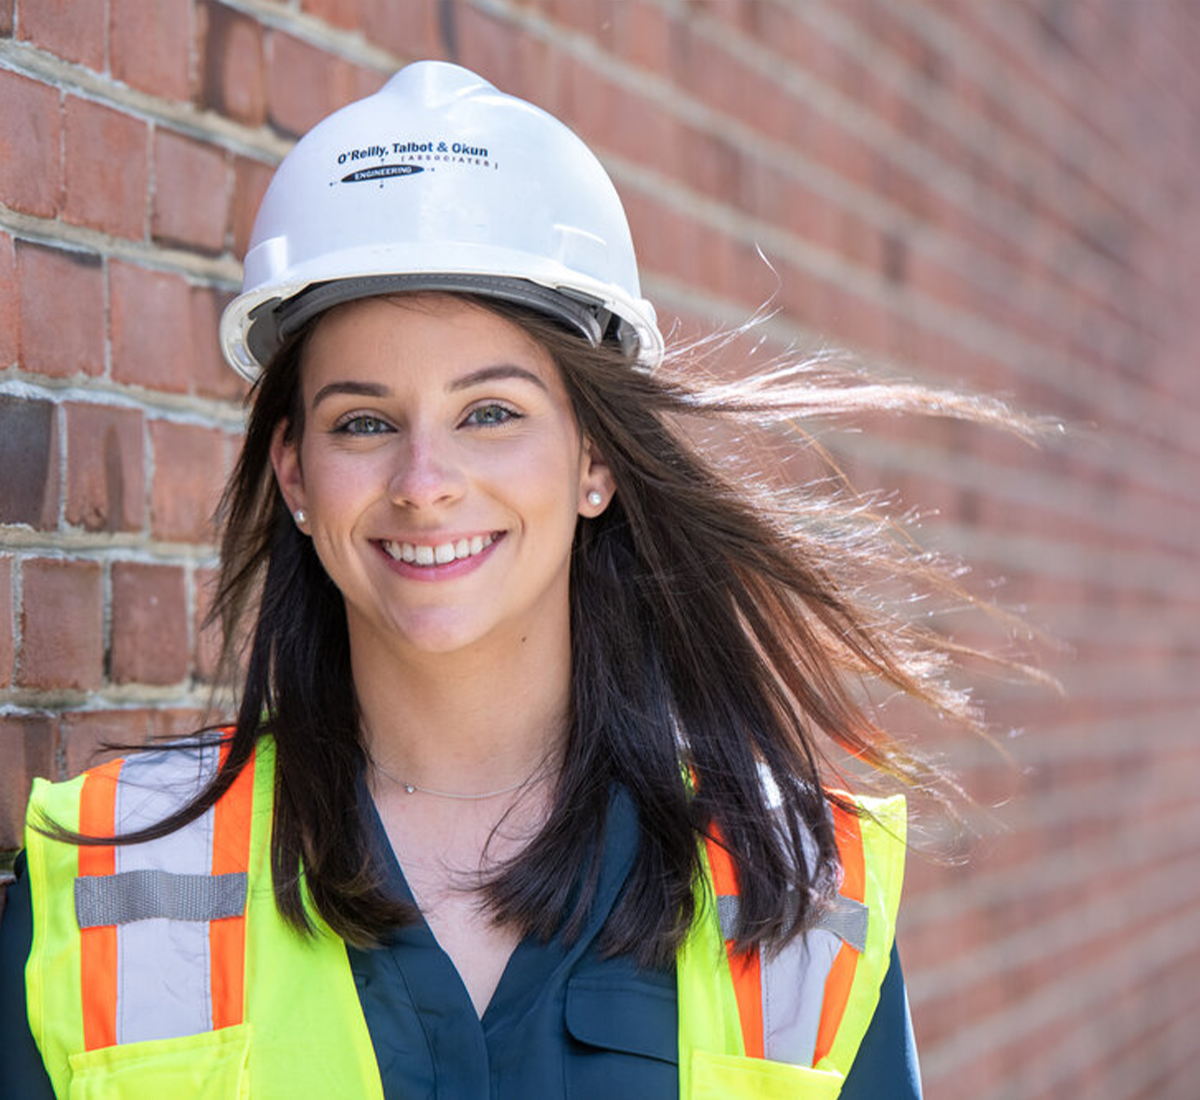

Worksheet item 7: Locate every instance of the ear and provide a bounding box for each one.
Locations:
[269,419,308,520]
[578,435,616,517]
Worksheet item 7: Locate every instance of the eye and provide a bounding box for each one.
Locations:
[334,414,393,435]
[463,403,521,427]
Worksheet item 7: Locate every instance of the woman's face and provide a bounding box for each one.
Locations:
[270,294,612,659]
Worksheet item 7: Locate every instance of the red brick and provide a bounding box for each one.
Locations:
[458,5,521,92]
[302,0,363,31]
[0,557,12,688]
[0,71,62,218]
[111,259,198,393]
[149,420,227,543]
[18,558,104,691]
[63,97,148,239]
[266,30,359,138]
[65,402,146,533]
[0,233,14,366]
[110,260,192,392]
[0,0,13,35]
[362,0,442,61]
[230,154,274,258]
[152,130,229,253]
[59,709,156,779]
[0,714,58,850]
[0,396,60,530]
[17,242,104,378]
[193,566,225,683]
[199,1,267,126]
[110,0,194,101]
[110,561,189,685]
[191,285,246,402]
[18,0,105,69]
[614,2,671,74]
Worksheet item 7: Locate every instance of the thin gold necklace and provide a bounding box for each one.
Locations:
[370,756,535,801]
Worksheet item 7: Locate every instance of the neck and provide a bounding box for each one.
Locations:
[348,614,573,798]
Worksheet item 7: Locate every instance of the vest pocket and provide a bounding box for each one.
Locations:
[67,1022,252,1100]
[689,1049,844,1100]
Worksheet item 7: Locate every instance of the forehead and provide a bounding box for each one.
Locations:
[299,294,557,394]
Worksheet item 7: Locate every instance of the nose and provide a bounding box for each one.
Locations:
[387,428,467,509]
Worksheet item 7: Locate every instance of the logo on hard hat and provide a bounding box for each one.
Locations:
[333,138,498,187]
[341,164,425,183]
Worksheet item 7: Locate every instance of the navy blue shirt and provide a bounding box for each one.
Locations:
[1,789,921,1098]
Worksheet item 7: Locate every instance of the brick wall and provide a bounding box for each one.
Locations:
[2,3,1197,1097]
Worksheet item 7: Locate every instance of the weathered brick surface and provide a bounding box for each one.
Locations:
[151,129,229,253]
[266,30,359,137]
[0,232,15,367]
[18,559,103,691]
[191,284,246,402]
[110,562,189,685]
[149,420,227,544]
[17,0,105,70]
[16,242,104,379]
[0,714,57,849]
[63,97,148,240]
[110,261,193,392]
[3,4,1200,1094]
[229,155,274,258]
[0,557,11,689]
[65,402,146,533]
[199,1,267,127]
[192,565,224,683]
[0,71,62,219]
[110,0,194,102]
[0,396,60,530]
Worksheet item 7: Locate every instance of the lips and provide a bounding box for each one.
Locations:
[379,533,498,566]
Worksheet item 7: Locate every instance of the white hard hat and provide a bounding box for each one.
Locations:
[220,60,663,380]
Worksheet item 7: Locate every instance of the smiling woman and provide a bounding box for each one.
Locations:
[0,60,1025,1099]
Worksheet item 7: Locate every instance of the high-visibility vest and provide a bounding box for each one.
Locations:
[23,738,904,1099]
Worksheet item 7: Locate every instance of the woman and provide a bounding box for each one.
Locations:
[0,60,1004,1098]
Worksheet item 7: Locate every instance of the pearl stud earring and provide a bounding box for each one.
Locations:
[293,509,308,527]
[586,491,603,508]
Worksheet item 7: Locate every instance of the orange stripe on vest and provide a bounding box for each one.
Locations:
[78,758,124,1051]
[211,738,255,1031]
[812,801,864,1066]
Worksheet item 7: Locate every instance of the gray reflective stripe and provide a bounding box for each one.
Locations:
[715,889,870,1067]
[717,893,740,941]
[113,742,222,1045]
[762,927,841,1066]
[818,894,869,954]
[75,869,247,928]
[715,891,869,952]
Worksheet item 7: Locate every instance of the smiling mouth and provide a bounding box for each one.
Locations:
[379,533,499,566]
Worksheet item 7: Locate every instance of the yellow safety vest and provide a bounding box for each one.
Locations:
[23,738,904,1099]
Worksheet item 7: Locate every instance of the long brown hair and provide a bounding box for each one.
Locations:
[52,294,1039,965]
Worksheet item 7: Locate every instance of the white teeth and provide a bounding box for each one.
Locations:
[383,534,496,566]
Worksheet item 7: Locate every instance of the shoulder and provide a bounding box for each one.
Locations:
[23,730,264,858]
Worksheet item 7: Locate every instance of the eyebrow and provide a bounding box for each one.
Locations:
[311,381,391,409]
[310,365,548,410]
[448,365,548,393]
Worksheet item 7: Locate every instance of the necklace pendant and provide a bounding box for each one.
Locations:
[404,783,416,794]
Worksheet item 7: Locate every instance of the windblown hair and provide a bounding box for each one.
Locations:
[53,294,1037,966]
